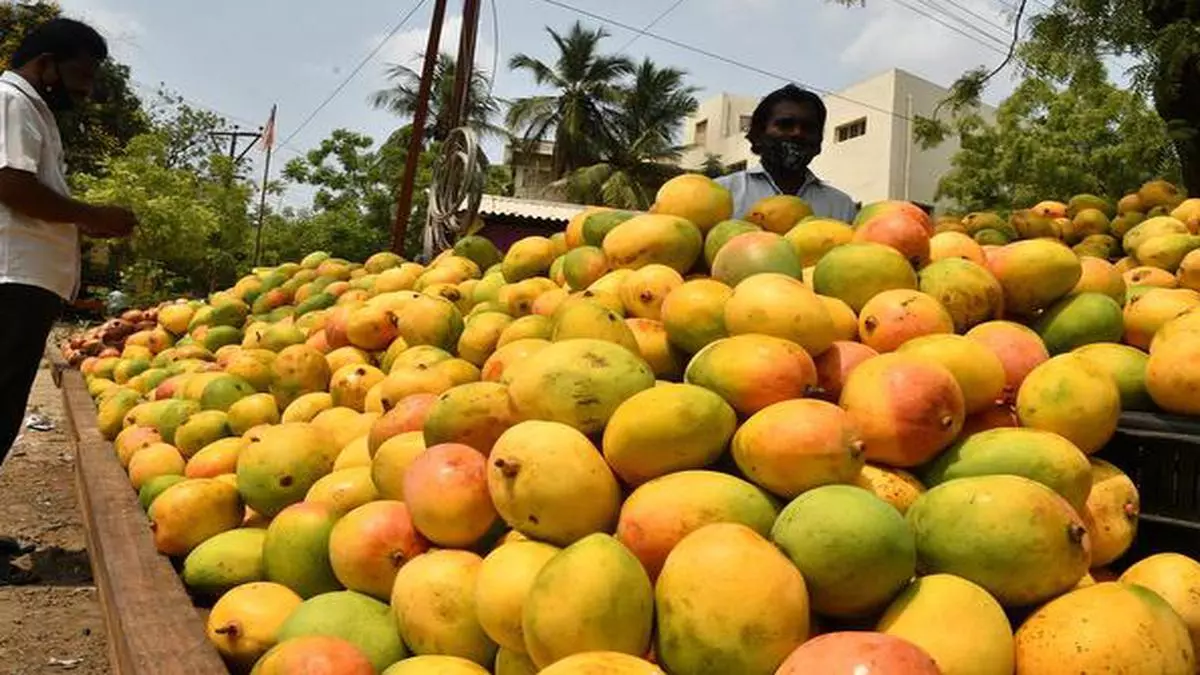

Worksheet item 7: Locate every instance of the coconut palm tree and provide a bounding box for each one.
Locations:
[558,59,699,209]
[370,52,504,142]
[506,21,633,178]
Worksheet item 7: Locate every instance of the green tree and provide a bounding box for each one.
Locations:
[506,21,633,178]
[0,2,149,176]
[559,59,698,209]
[700,153,726,179]
[936,63,1177,211]
[370,53,504,142]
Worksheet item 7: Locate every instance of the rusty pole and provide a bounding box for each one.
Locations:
[390,0,451,255]
[448,0,483,131]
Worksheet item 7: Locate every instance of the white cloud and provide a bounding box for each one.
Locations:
[368,15,497,80]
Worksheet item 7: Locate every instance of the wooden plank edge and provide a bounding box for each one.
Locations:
[60,367,228,675]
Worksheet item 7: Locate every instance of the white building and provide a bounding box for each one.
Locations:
[679,69,996,211]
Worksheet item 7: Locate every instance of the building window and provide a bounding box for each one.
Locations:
[835,117,867,142]
[738,115,752,133]
[694,119,708,146]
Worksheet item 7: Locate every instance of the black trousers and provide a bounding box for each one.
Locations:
[0,283,63,467]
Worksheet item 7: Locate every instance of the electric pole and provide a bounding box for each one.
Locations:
[210,126,263,181]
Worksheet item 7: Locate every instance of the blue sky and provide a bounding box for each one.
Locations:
[50,0,1086,207]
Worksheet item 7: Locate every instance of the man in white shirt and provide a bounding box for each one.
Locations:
[716,84,858,223]
[0,18,137,583]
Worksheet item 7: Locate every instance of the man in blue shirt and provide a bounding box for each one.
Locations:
[717,84,858,223]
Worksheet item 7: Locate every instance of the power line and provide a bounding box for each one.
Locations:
[617,0,689,53]
[934,0,1011,35]
[530,0,915,122]
[487,0,500,96]
[884,0,1010,54]
[280,0,431,148]
[913,0,1012,47]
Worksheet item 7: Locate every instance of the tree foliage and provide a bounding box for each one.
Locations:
[370,53,504,142]
[937,63,1178,211]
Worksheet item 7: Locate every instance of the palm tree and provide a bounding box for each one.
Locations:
[558,59,699,209]
[370,53,504,142]
[701,153,726,178]
[506,21,633,178]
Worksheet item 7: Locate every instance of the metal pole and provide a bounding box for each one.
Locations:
[448,0,482,131]
[253,114,275,267]
[391,0,451,255]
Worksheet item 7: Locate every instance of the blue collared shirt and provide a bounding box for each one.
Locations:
[716,164,859,224]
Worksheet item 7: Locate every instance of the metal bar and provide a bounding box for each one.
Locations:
[448,0,482,131]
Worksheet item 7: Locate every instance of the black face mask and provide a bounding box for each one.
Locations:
[758,137,820,174]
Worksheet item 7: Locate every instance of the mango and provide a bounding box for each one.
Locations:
[1120,553,1200,655]
[206,582,302,671]
[776,632,940,674]
[1083,458,1139,566]
[928,230,986,264]
[277,590,406,672]
[236,422,340,517]
[896,334,1006,415]
[1147,323,1200,414]
[601,214,702,274]
[475,540,560,653]
[854,210,932,267]
[263,502,342,599]
[421,381,518,455]
[391,550,497,666]
[602,383,736,486]
[771,485,915,617]
[965,320,1050,397]
[305,467,377,518]
[704,219,761,266]
[227,392,280,436]
[858,289,954,353]
[988,239,1082,317]
[252,635,375,675]
[659,278,732,354]
[128,442,186,490]
[384,656,491,674]
[1123,215,1189,255]
[854,464,925,514]
[539,652,664,674]
[523,534,653,668]
[723,273,835,355]
[280,391,333,424]
[457,313,512,367]
[785,217,854,266]
[494,649,539,675]
[921,427,1092,512]
[506,339,654,435]
[916,258,1003,333]
[371,431,425,500]
[1015,582,1196,674]
[684,333,818,416]
[744,194,813,234]
[877,574,1013,675]
[711,231,803,286]
[1016,353,1121,454]
[813,242,918,312]
[1123,287,1200,350]
[403,442,498,548]
[182,527,266,596]
[185,436,247,478]
[551,300,640,353]
[329,500,429,600]
[653,173,733,232]
[907,474,1090,607]
[655,523,809,675]
[1074,342,1153,410]
[149,477,243,557]
[618,264,683,321]
[732,399,864,497]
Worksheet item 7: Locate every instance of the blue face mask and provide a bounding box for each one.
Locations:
[759,137,820,173]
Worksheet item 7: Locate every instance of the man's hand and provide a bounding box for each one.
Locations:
[83,205,137,238]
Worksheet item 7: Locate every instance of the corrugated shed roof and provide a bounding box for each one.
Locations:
[478,194,587,222]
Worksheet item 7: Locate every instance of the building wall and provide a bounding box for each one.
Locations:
[679,93,759,171]
[505,140,556,199]
[810,70,898,206]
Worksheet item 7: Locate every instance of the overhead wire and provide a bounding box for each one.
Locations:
[616,0,689,53]
[488,0,500,95]
[882,0,1010,54]
[933,0,1012,35]
[910,0,1012,47]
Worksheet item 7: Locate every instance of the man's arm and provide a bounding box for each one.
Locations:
[0,168,134,238]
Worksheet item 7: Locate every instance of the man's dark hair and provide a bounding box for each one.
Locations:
[746,84,827,146]
[10,18,108,69]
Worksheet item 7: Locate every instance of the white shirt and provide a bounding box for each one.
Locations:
[716,164,859,224]
[0,70,80,301]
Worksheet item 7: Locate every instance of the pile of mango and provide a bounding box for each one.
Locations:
[74,172,1200,675]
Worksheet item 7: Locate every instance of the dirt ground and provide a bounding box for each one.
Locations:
[0,346,110,674]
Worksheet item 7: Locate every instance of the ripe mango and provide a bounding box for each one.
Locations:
[149,477,243,557]
[475,540,560,653]
[206,581,302,671]
[421,381,519,455]
[538,652,664,674]
[732,399,864,498]
[684,334,818,416]
[812,242,918,313]
[1016,353,1121,454]
[724,273,835,356]
[391,550,497,666]
[182,527,266,597]
[1120,553,1200,655]
[896,334,1006,415]
[277,590,407,672]
[236,422,340,517]
[1083,458,1139,566]
[659,278,733,354]
[253,635,375,675]
[711,231,803,286]
[263,502,342,599]
[329,500,428,600]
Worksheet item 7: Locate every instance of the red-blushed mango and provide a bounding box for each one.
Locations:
[328,500,429,601]
[660,278,733,354]
[858,289,954,353]
[784,218,854,266]
[711,231,803,286]
[523,534,654,669]
[346,304,398,351]
[601,214,703,274]
[457,312,513,367]
[618,264,683,320]
[128,444,185,491]
[1125,265,1179,289]
[615,470,777,581]
[724,273,835,356]
[388,552,498,667]
[964,320,1050,400]
[1016,353,1121,454]
[771,485,916,618]
[917,258,1003,333]
[776,632,940,675]
[1123,287,1200,349]
[488,421,621,546]
[507,339,654,435]
[1120,553,1200,655]
[651,173,733,232]
[1014,582,1196,674]
[896,334,1007,415]
[1149,307,1200,351]
[929,230,986,265]
[206,581,302,671]
[538,652,664,675]
[422,381,518,455]
[813,340,878,402]
[854,464,925,514]
[743,194,813,234]
[274,590,406,672]
[603,383,736,486]
[988,239,1082,317]
[186,436,247,478]
[371,431,425,501]
[812,242,918,313]
[855,200,935,235]
[920,427,1092,512]
[480,338,551,384]
[839,353,965,468]
[1083,458,1139,567]
[562,246,609,290]
[907,475,1090,607]
[625,318,683,379]
[654,523,809,675]
[368,392,437,453]
[960,400,1020,435]
[853,212,932,268]
[475,540,560,654]
[115,425,163,468]
[876,574,1014,675]
[684,334,818,416]
[403,443,498,548]
[732,399,864,498]
[1072,256,1126,303]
